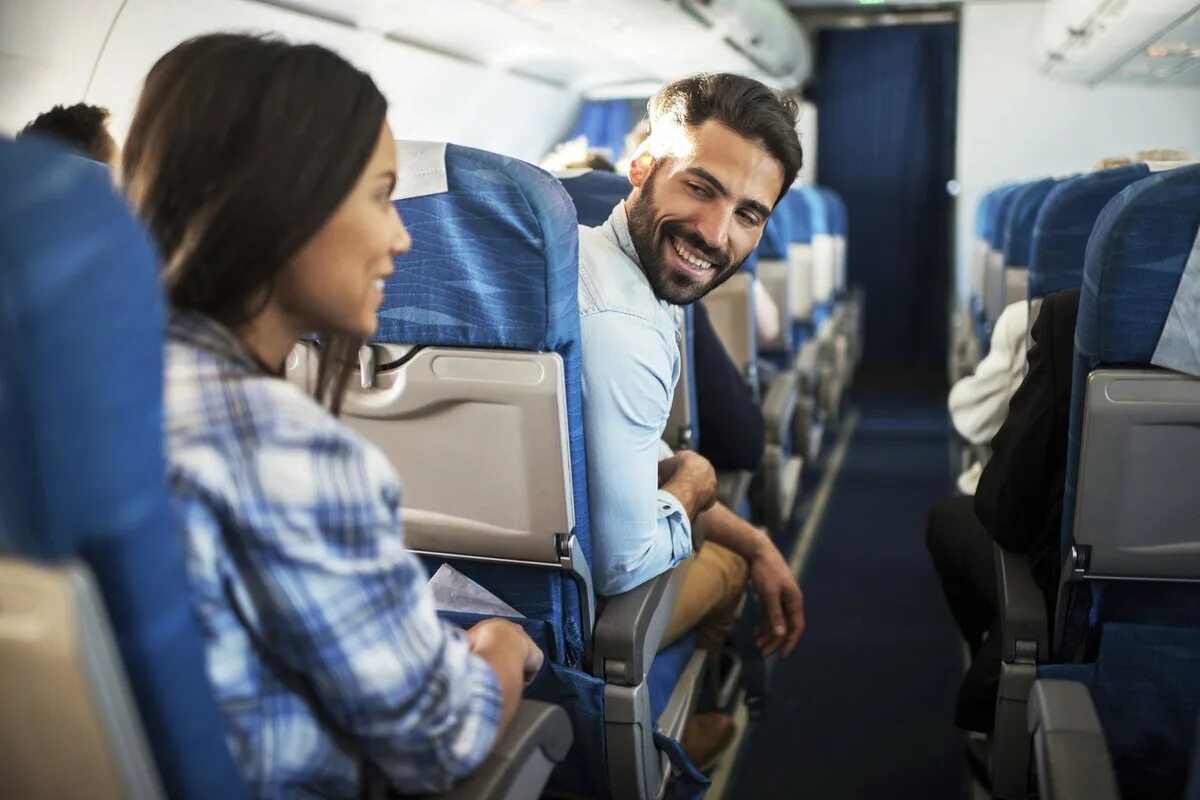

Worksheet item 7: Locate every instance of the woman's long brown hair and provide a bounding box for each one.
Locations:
[122,33,387,413]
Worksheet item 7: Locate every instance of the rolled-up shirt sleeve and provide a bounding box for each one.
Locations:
[580,309,693,596]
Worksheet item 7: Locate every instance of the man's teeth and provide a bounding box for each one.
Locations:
[374,278,385,291]
[673,239,713,271]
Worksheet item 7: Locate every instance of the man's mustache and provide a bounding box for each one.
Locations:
[661,222,731,270]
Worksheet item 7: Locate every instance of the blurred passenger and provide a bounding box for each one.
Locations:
[947,299,1029,494]
[578,73,806,764]
[928,289,1080,735]
[18,103,119,166]
[122,33,539,798]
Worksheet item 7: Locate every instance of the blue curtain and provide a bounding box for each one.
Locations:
[569,100,631,158]
[814,23,959,370]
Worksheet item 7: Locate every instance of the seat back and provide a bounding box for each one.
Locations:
[702,251,759,392]
[822,188,848,295]
[983,183,1026,326]
[755,198,795,355]
[786,187,818,329]
[1041,162,1200,800]
[333,142,592,665]
[0,138,247,799]
[556,170,698,452]
[1028,165,1151,301]
[999,178,1058,312]
[1064,163,1200,581]
[803,188,837,317]
[972,185,1010,304]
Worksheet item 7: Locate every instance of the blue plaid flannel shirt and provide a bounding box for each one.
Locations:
[164,310,501,798]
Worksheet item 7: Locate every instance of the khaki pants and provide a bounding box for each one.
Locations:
[660,541,748,652]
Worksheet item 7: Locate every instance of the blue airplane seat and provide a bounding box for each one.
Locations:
[991,178,1061,327]
[1027,164,1151,300]
[981,182,1030,330]
[991,164,1200,799]
[339,144,708,799]
[756,198,795,361]
[0,137,250,799]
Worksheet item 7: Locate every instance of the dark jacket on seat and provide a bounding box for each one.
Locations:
[975,288,1081,615]
[693,302,765,472]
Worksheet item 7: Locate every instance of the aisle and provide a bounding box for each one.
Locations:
[725,393,970,799]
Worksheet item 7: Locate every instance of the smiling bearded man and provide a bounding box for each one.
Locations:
[575,73,808,769]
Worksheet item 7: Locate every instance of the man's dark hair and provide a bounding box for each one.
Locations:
[645,74,803,205]
[19,104,115,164]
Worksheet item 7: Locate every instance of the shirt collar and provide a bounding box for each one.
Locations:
[169,309,277,375]
[601,201,642,268]
[598,200,683,326]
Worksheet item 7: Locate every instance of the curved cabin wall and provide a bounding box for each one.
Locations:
[0,0,579,162]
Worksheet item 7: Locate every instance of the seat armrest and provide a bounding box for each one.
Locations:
[794,339,820,392]
[995,544,1049,663]
[424,701,573,800]
[591,567,686,685]
[762,369,799,447]
[1027,680,1119,800]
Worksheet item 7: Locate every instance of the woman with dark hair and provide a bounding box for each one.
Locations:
[123,33,541,797]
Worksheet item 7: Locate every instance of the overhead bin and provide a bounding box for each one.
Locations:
[679,0,812,87]
[1040,0,1200,85]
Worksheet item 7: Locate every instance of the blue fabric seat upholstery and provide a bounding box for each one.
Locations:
[1001,178,1059,268]
[1027,164,1151,299]
[1044,164,1200,799]
[0,137,247,799]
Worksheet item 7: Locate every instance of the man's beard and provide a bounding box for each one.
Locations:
[625,174,743,306]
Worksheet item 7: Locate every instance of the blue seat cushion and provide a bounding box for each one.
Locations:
[0,138,246,799]
[1040,621,1200,799]
[649,632,699,720]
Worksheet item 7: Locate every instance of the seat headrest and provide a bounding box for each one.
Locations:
[988,183,1025,250]
[788,186,831,240]
[1002,177,1059,267]
[377,141,579,354]
[759,198,792,259]
[974,184,1008,240]
[1076,164,1200,369]
[821,188,847,236]
[1028,164,1151,299]
[557,169,630,228]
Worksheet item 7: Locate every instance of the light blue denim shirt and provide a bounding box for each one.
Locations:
[578,202,692,596]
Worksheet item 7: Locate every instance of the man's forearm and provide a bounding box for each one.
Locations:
[698,501,768,560]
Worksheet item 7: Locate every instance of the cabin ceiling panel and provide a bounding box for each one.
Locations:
[266,0,801,92]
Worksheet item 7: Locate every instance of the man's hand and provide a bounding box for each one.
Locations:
[657,450,718,520]
[746,533,806,658]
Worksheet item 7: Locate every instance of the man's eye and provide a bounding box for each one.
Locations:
[687,182,709,198]
[738,211,761,226]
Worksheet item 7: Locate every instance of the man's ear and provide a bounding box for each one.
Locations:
[627,151,655,189]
